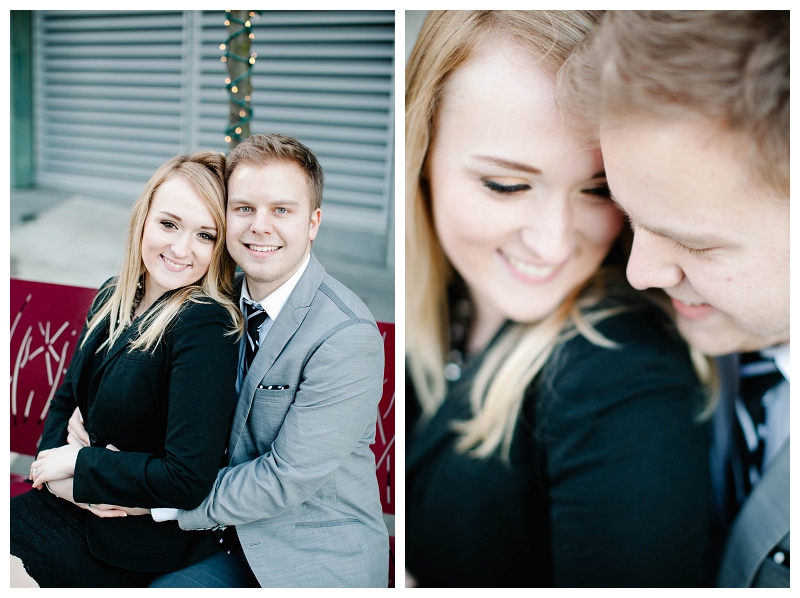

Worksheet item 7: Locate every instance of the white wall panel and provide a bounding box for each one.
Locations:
[33,10,394,266]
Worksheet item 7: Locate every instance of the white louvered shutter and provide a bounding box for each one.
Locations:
[33,10,394,267]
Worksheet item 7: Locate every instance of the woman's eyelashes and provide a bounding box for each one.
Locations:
[160,220,216,242]
[481,178,612,200]
[481,178,531,195]
[581,181,612,199]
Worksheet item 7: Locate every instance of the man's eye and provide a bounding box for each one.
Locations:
[671,239,712,256]
[238,206,252,213]
[276,207,287,214]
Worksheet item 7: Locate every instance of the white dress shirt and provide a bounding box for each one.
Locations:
[759,343,789,469]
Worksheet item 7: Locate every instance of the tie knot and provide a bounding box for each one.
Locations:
[245,302,268,337]
[739,351,783,407]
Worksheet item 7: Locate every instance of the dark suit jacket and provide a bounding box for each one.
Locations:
[407,293,711,587]
[38,280,239,572]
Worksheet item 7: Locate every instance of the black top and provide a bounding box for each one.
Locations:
[406,292,711,587]
[38,279,239,572]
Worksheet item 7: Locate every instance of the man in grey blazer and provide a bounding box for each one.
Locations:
[147,133,389,587]
[558,11,789,587]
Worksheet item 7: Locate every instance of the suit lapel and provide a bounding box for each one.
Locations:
[96,317,142,373]
[71,315,111,408]
[228,253,325,454]
[96,289,178,373]
[717,440,789,587]
[710,354,739,524]
[406,371,474,472]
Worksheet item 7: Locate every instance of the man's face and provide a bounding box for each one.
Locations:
[226,161,321,301]
[601,117,789,356]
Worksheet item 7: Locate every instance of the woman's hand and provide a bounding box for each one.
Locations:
[30,444,81,489]
[66,407,90,447]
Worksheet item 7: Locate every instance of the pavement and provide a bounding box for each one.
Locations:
[10,187,395,323]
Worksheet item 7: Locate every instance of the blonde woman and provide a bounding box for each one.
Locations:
[11,151,242,587]
[406,11,710,587]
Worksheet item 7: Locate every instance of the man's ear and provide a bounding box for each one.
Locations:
[308,208,322,242]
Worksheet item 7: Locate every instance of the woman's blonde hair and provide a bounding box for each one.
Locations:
[405,10,633,458]
[83,151,243,354]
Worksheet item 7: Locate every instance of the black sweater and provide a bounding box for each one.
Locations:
[38,281,239,572]
[406,294,711,587]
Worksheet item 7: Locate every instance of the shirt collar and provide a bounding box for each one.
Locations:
[760,343,790,383]
[239,252,311,321]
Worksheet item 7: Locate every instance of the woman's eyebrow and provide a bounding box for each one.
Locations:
[472,155,542,175]
[157,211,216,231]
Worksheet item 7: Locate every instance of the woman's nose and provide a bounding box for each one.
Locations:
[519,198,572,264]
[170,234,192,258]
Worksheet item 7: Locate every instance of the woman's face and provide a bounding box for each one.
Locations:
[428,42,623,339]
[141,175,218,300]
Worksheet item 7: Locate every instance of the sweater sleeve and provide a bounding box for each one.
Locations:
[72,300,239,510]
[540,308,711,587]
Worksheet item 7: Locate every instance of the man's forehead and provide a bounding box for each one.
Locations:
[228,161,311,201]
[230,159,305,181]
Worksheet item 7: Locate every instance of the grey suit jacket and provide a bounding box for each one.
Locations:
[713,354,790,588]
[178,253,389,587]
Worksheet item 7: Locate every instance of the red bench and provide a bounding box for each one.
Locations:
[10,277,395,586]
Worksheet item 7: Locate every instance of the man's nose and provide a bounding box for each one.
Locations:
[251,211,274,235]
[626,229,684,290]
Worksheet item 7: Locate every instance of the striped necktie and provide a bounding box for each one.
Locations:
[243,300,268,378]
[733,351,783,502]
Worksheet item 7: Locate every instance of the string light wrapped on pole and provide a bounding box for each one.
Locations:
[221,10,258,149]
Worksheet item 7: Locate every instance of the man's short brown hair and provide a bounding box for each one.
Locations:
[558,11,789,195]
[225,133,325,210]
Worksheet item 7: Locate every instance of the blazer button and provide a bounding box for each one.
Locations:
[89,433,98,444]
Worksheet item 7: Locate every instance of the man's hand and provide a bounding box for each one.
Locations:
[44,432,144,516]
[66,407,89,447]
[44,478,128,518]
[88,504,151,517]
[30,444,80,489]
